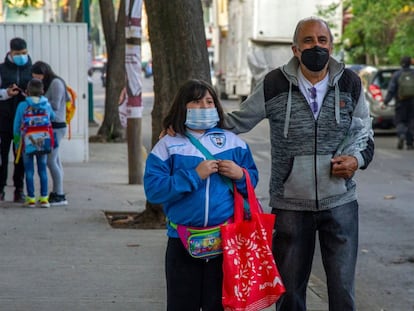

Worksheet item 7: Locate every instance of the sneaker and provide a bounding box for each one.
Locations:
[14,189,25,203]
[38,196,50,208]
[49,193,68,206]
[407,145,413,150]
[24,196,36,207]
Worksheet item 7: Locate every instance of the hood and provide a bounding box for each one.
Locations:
[24,95,49,109]
[279,57,345,138]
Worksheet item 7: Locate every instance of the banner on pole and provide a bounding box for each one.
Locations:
[125,0,143,119]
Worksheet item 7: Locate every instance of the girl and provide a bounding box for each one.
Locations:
[31,61,68,206]
[144,79,258,311]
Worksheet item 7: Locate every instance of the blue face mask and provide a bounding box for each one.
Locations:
[185,108,219,130]
[12,54,28,66]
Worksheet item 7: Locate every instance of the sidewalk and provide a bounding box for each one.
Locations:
[0,125,328,311]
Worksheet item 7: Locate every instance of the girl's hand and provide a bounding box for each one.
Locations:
[196,160,219,179]
[218,160,243,180]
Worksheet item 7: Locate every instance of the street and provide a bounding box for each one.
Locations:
[92,73,414,311]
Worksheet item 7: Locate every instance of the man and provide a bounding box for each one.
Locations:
[224,17,374,310]
[0,37,32,202]
[383,56,414,150]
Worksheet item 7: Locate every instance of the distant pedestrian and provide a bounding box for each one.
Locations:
[13,78,55,207]
[31,61,69,205]
[383,56,414,150]
[144,79,259,311]
[0,37,32,202]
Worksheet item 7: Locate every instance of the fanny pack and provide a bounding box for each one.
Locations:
[170,221,229,259]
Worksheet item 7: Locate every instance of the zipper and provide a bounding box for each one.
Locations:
[204,170,210,227]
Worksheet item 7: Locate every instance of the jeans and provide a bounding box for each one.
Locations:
[23,153,48,197]
[48,127,67,194]
[273,201,359,311]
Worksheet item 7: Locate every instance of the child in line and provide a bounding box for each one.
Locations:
[13,78,55,207]
[144,79,259,310]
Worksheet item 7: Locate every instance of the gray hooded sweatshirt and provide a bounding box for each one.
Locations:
[224,57,374,212]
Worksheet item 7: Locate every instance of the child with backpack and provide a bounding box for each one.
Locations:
[13,78,55,207]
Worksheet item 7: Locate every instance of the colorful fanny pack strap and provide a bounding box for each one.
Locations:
[185,131,251,215]
[185,131,233,190]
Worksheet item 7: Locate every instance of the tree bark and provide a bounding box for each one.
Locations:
[141,0,211,222]
[144,0,211,147]
[95,0,126,141]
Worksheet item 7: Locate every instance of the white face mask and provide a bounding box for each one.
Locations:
[185,108,219,130]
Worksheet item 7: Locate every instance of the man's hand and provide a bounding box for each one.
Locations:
[331,155,358,179]
[158,126,176,139]
[7,84,20,97]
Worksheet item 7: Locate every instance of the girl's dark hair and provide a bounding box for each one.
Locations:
[31,61,60,92]
[162,79,224,135]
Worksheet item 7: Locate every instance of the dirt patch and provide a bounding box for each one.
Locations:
[104,210,166,229]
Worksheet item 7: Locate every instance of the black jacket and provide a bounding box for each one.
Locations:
[0,54,33,132]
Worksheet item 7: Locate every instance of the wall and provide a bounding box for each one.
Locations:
[0,23,89,162]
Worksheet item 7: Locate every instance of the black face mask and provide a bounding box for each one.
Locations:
[300,46,330,72]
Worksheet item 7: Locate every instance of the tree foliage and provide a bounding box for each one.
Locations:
[343,0,414,65]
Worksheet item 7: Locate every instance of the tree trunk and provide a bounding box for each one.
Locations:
[94,0,126,142]
[140,0,211,223]
[144,0,211,148]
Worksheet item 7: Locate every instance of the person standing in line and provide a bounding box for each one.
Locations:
[31,61,68,206]
[144,79,259,311]
[13,78,55,207]
[223,17,374,311]
[383,56,414,150]
[0,37,32,203]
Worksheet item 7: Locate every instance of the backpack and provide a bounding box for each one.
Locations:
[20,105,54,157]
[397,70,414,100]
[65,85,77,139]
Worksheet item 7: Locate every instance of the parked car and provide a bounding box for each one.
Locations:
[346,63,366,74]
[92,55,107,73]
[358,65,399,129]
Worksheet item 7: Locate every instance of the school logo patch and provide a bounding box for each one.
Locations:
[210,133,226,148]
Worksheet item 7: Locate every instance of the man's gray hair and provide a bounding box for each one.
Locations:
[292,17,333,46]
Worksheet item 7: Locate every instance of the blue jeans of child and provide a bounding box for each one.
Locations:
[272,201,358,311]
[23,153,48,198]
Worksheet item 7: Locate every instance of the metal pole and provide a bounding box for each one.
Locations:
[83,0,95,124]
[125,0,143,184]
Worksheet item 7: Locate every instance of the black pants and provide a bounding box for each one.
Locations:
[165,238,224,311]
[0,131,25,192]
[395,100,414,146]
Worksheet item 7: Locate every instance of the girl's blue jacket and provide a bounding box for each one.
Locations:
[144,128,258,238]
